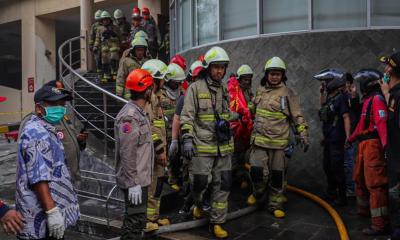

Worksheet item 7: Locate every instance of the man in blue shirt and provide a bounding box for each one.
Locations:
[16,85,80,239]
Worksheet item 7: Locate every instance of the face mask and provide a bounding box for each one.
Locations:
[43,106,66,124]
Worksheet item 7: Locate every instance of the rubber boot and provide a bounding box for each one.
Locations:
[273,209,285,218]
[157,218,170,226]
[247,194,257,205]
[144,222,159,232]
[193,206,203,219]
[209,224,229,239]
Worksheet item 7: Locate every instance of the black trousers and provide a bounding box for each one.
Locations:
[323,141,347,199]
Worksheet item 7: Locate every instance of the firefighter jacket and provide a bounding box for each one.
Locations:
[115,101,154,188]
[180,76,235,157]
[116,51,150,99]
[157,88,181,141]
[145,91,167,156]
[252,82,308,150]
[94,24,121,50]
[89,22,100,48]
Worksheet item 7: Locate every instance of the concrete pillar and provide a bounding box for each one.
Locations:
[36,17,56,87]
[21,0,36,117]
[138,0,161,24]
[80,0,94,71]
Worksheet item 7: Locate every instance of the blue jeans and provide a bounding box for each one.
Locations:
[344,146,355,192]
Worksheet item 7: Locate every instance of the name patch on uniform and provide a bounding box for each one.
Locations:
[122,122,132,133]
[378,110,386,118]
[56,130,65,140]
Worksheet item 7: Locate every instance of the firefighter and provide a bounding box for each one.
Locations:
[93,10,121,82]
[232,64,254,190]
[140,59,170,230]
[161,63,186,192]
[180,46,235,238]
[116,37,150,99]
[115,68,154,240]
[130,7,145,43]
[141,7,161,58]
[315,69,351,206]
[90,10,103,74]
[347,69,390,235]
[113,9,130,53]
[247,57,309,219]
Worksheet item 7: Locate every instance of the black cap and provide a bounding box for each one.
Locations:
[380,51,400,71]
[34,85,73,103]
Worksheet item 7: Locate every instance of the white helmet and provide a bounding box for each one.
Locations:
[166,63,186,82]
[237,64,254,78]
[114,9,124,19]
[141,59,168,79]
[203,46,230,68]
[189,60,203,76]
[95,10,103,20]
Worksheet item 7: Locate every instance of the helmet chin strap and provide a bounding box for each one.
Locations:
[165,85,180,100]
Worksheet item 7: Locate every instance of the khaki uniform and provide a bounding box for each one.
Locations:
[145,92,167,221]
[180,77,234,224]
[115,101,154,240]
[94,24,121,78]
[116,50,150,99]
[115,20,131,46]
[18,113,82,184]
[89,21,102,72]
[250,83,308,211]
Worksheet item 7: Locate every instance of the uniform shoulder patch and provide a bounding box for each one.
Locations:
[378,110,386,118]
[122,122,132,134]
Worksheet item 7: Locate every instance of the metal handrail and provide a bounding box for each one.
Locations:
[58,36,127,226]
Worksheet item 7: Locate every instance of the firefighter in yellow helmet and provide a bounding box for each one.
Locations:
[116,37,150,99]
[180,46,236,238]
[113,9,130,51]
[247,57,309,219]
[140,59,170,231]
[90,10,103,73]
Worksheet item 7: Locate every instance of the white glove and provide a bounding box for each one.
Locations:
[168,139,179,158]
[128,185,142,205]
[46,207,65,239]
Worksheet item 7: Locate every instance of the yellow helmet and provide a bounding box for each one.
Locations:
[141,59,168,79]
[134,30,149,41]
[203,46,230,68]
[166,63,186,82]
[113,9,124,19]
[131,37,148,48]
[237,64,253,78]
[95,10,103,20]
[264,57,286,71]
[100,10,111,19]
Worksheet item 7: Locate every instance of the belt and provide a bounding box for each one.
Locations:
[358,131,379,142]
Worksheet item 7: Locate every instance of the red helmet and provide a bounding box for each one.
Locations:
[142,7,150,15]
[0,96,6,102]
[170,55,187,71]
[132,7,141,19]
[126,69,153,92]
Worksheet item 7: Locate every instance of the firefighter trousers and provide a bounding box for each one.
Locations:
[190,155,232,224]
[249,145,286,211]
[353,139,389,230]
[147,163,164,221]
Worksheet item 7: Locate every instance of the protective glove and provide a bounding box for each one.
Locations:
[300,137,310,153]
[128,185,142,205]
[169,139,179,159]
[46,207,65,239]
[183,138,196,159]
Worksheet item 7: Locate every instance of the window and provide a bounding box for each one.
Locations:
[262,0,308,34]
[313,0,367,29]
[371,0,400,26]
[196,0,218,45]
[221,0,257,40]
[179,0,191,50]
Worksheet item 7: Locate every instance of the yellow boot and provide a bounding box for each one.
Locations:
[157,218,170,226]
[144,222,159,232]
[210,224,229,239]
[273,209,285,218]
[193,206,203,219]
[247,194,257,205]
[170,184,180,192]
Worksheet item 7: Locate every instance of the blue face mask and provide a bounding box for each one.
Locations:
[43,106,66,124]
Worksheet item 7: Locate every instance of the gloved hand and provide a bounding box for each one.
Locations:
[46,207,65,239]
[183,138,196,159]
[128,185,142,205]
[300,136,310,153]
[169,139,179,159]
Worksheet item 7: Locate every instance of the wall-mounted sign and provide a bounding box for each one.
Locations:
[28,77,34,93]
